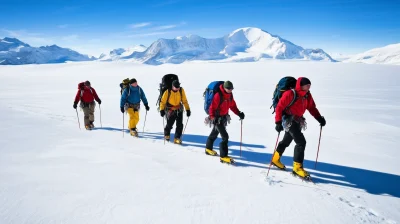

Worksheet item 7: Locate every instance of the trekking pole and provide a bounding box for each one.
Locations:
[314,126,323,169]
[181,117,190,140]
[99,104,103,128]
[142,110,148,134]
[123,113,125,138]
[163,117,166,145]
[267,132,281,177]
[75,108,81,130]
[240,119,243,158]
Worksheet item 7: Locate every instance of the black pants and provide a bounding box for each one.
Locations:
[276,121,307,163]
[164,110,184,139]
[206,123,229,157]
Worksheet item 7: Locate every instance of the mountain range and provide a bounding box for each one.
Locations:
[1,27,399,65]
[0,37,94,65]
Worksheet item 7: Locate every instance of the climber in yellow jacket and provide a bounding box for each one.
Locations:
[159,80,191,144]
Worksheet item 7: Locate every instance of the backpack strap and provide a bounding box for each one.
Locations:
[167,89,171,104]
[165,88,184,109]
[284,89,297,113]
[215,91,232,117]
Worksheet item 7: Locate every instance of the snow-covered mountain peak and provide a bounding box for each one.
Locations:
[98,45,147,61]
[0,37,31,52]
[344,43,400,65]
[0,37,94,65]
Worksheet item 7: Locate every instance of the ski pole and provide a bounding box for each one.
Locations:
[75,108,81,130]
[181,117,190,140]
[240,119,243,158]
[163,117,165,145]
[314,126,323,169]
[99,104,103,128]
[267,132,281,177]
[123,113,125,138]
[142,110,148,134]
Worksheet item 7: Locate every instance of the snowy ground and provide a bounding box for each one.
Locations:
[0,61,399,224]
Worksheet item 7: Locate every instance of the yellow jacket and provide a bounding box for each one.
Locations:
[160,88,190,111]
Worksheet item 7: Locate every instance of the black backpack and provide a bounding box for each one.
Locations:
[156,74,182,110]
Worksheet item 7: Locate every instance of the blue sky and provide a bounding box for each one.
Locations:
[1,0,399,57]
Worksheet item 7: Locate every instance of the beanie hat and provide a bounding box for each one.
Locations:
[84,80,91,86]
[129,78,137,84]
[172,80,181,88]
[223,80,234,89]
[300,77,311,86]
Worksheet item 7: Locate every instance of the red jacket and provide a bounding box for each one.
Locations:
[209,84,240,119]
[74,84,100,104]
[275,77,321,123]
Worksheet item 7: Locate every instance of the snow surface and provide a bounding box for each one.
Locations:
[0,38,95,65]
[330,53,354,62]
[345,43,400,65]
[105,27,334,65]
[0,61,399,223]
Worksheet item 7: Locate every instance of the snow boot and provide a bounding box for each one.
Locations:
[174,138,182,145]
[292,162,310,178]
[130,128,138,137]
[165,135,170,142]
[271,151,286,170]
[220,156,235,164]
[89,121,94,128]
[205,148,218,156]
[85,125,92,130]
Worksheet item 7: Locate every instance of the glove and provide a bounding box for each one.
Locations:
[275,121,283,132]
[145,104,150,111]
[160,110,165,117]
[186,110,191,117]
[239,111,245,120]
[120,107,125,113]
[97,99,102,105]
[73,102,77,109]
[317,116,326,127]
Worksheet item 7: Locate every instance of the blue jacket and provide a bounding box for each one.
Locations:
[120,85,148,108]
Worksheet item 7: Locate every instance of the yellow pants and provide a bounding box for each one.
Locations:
[127,108,140,129]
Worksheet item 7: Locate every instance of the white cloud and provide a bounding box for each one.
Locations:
[127,32,167,38]
[129,22,151,29]
[152,22,186,30]
[153,25,177,30]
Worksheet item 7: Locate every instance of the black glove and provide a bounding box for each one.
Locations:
[160,110,165,117]
[317,116,326,127]
[73,102,77,109]
[97,99,102,105]
[239,111,245,120]
[120,107,125,113]
[145,104,150,111]
[186,110,191,117]
[275,121,283,132]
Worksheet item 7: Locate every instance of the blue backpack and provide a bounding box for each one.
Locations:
[203,81,225,115]
[270,76,297,114]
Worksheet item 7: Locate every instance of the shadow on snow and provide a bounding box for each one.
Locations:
[93,127,400,198]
